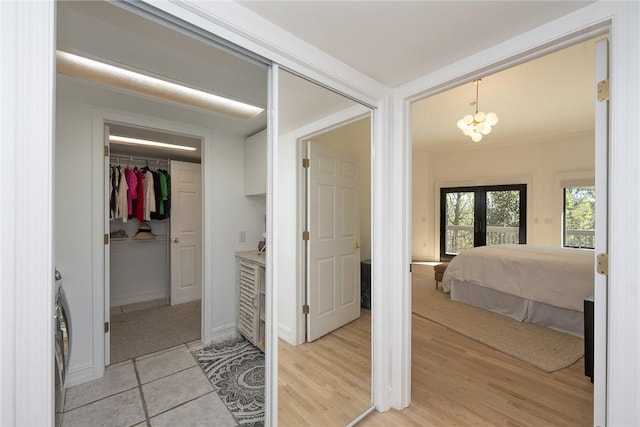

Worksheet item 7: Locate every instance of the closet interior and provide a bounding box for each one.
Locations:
[109,155,172,307]
[107,123,203,363]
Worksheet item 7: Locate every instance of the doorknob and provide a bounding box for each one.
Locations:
[355,241,361,249]
[173,237,179,243]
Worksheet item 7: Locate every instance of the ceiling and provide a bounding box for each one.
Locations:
[411,36,598,149]
[238,1,594,88]
[56,1,269,139]
[56,1,598,152]
[237,1,598,149]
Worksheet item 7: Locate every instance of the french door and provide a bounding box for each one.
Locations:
[440,184,527,260]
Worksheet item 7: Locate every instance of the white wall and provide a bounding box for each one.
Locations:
[55,98,266,385]
[412,132,594,261]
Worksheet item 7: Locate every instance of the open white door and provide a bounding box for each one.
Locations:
[104,123,111,366]
[593,37,609,426]
[170,160,202,305]
[306,141,361,342]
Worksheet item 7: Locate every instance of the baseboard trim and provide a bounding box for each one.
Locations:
[110,291,169,308]
[278,323,297,345]
[205,323,238,344]
[64,362,96,388]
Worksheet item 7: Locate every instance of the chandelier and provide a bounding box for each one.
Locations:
[456,79,498,142]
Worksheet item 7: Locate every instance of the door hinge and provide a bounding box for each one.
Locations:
[302,158,310,168]
[104,145,109,156]
[302,304,310,314]
[104,234,109,245]
[597,253,609,275]
[104,322,110,333]
[597,79,610,102]
[410,263,413,273]
[302,230,310,241]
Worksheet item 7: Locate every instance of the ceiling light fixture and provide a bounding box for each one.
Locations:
[456,79,499,142]
[56,50,264,119]
[109,135,197,152]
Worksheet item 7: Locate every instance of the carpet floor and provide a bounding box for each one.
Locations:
[110,300,201,364]
[192,336,265,427]
[412,276,584,372]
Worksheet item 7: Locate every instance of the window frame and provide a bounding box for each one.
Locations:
[439,184,527,261]
[562,184,596,249]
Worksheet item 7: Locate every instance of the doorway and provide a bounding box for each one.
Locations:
[409,35,602,423]
[105,122,203,365]
[55,0,269,385]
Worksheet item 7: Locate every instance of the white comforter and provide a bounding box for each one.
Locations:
[442,244,594,312]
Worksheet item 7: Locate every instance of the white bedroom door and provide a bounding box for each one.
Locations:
[593,37,609,426]
[170,160,203,305]
[306,141,361,342]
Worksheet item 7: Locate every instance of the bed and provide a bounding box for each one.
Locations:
[441,244,594,337]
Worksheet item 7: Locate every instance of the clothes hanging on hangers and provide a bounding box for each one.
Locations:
[109,159,171,223]
[116,166,129,222]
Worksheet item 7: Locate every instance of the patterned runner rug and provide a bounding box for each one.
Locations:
[192,336,265,426]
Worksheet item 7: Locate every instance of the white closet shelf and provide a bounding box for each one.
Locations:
[110,235,169,244]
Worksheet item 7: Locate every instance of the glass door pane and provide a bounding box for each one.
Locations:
[444,191,475,255]
[486,190,521,245]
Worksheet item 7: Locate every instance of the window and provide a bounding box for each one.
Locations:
[440,184,527,260]
[563,185,595,249]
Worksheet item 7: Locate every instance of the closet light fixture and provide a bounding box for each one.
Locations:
[109,135,197,152]
[56,50,264,119]
[456,79,499,142]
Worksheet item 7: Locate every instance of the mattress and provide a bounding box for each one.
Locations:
[442,244,594,312]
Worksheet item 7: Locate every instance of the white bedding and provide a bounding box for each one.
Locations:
[442,244,594,312]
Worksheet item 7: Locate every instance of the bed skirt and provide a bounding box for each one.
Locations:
[450,279,584,338]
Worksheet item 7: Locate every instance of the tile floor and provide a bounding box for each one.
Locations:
[61,343,238,427]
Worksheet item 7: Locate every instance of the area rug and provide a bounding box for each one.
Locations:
[412,276,584,372]
[110,300,200,364]
[191,336,265,426]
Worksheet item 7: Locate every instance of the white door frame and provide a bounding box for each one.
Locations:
[395,7,639,423]
[6,2,640,426]
[92,109,209,376]
[408,33,607,420]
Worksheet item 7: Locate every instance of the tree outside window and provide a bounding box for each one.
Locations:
[563,186,595,249]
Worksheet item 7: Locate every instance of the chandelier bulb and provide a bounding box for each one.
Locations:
[457,80,498,142]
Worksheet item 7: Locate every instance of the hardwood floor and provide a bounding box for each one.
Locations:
[277,268,593,426]
[278,310,372,427]
[360,313,593,426]
[361,269,593,427]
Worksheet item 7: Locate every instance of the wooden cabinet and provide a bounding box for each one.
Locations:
[236,251,266,351]
[244,129,267,196]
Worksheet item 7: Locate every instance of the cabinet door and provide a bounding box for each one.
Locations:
[257,265,266,351]
[244,129,267,195]
[237,260,260,343]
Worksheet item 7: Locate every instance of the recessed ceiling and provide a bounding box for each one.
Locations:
[56,1,268,137]
[55,1,361,140]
